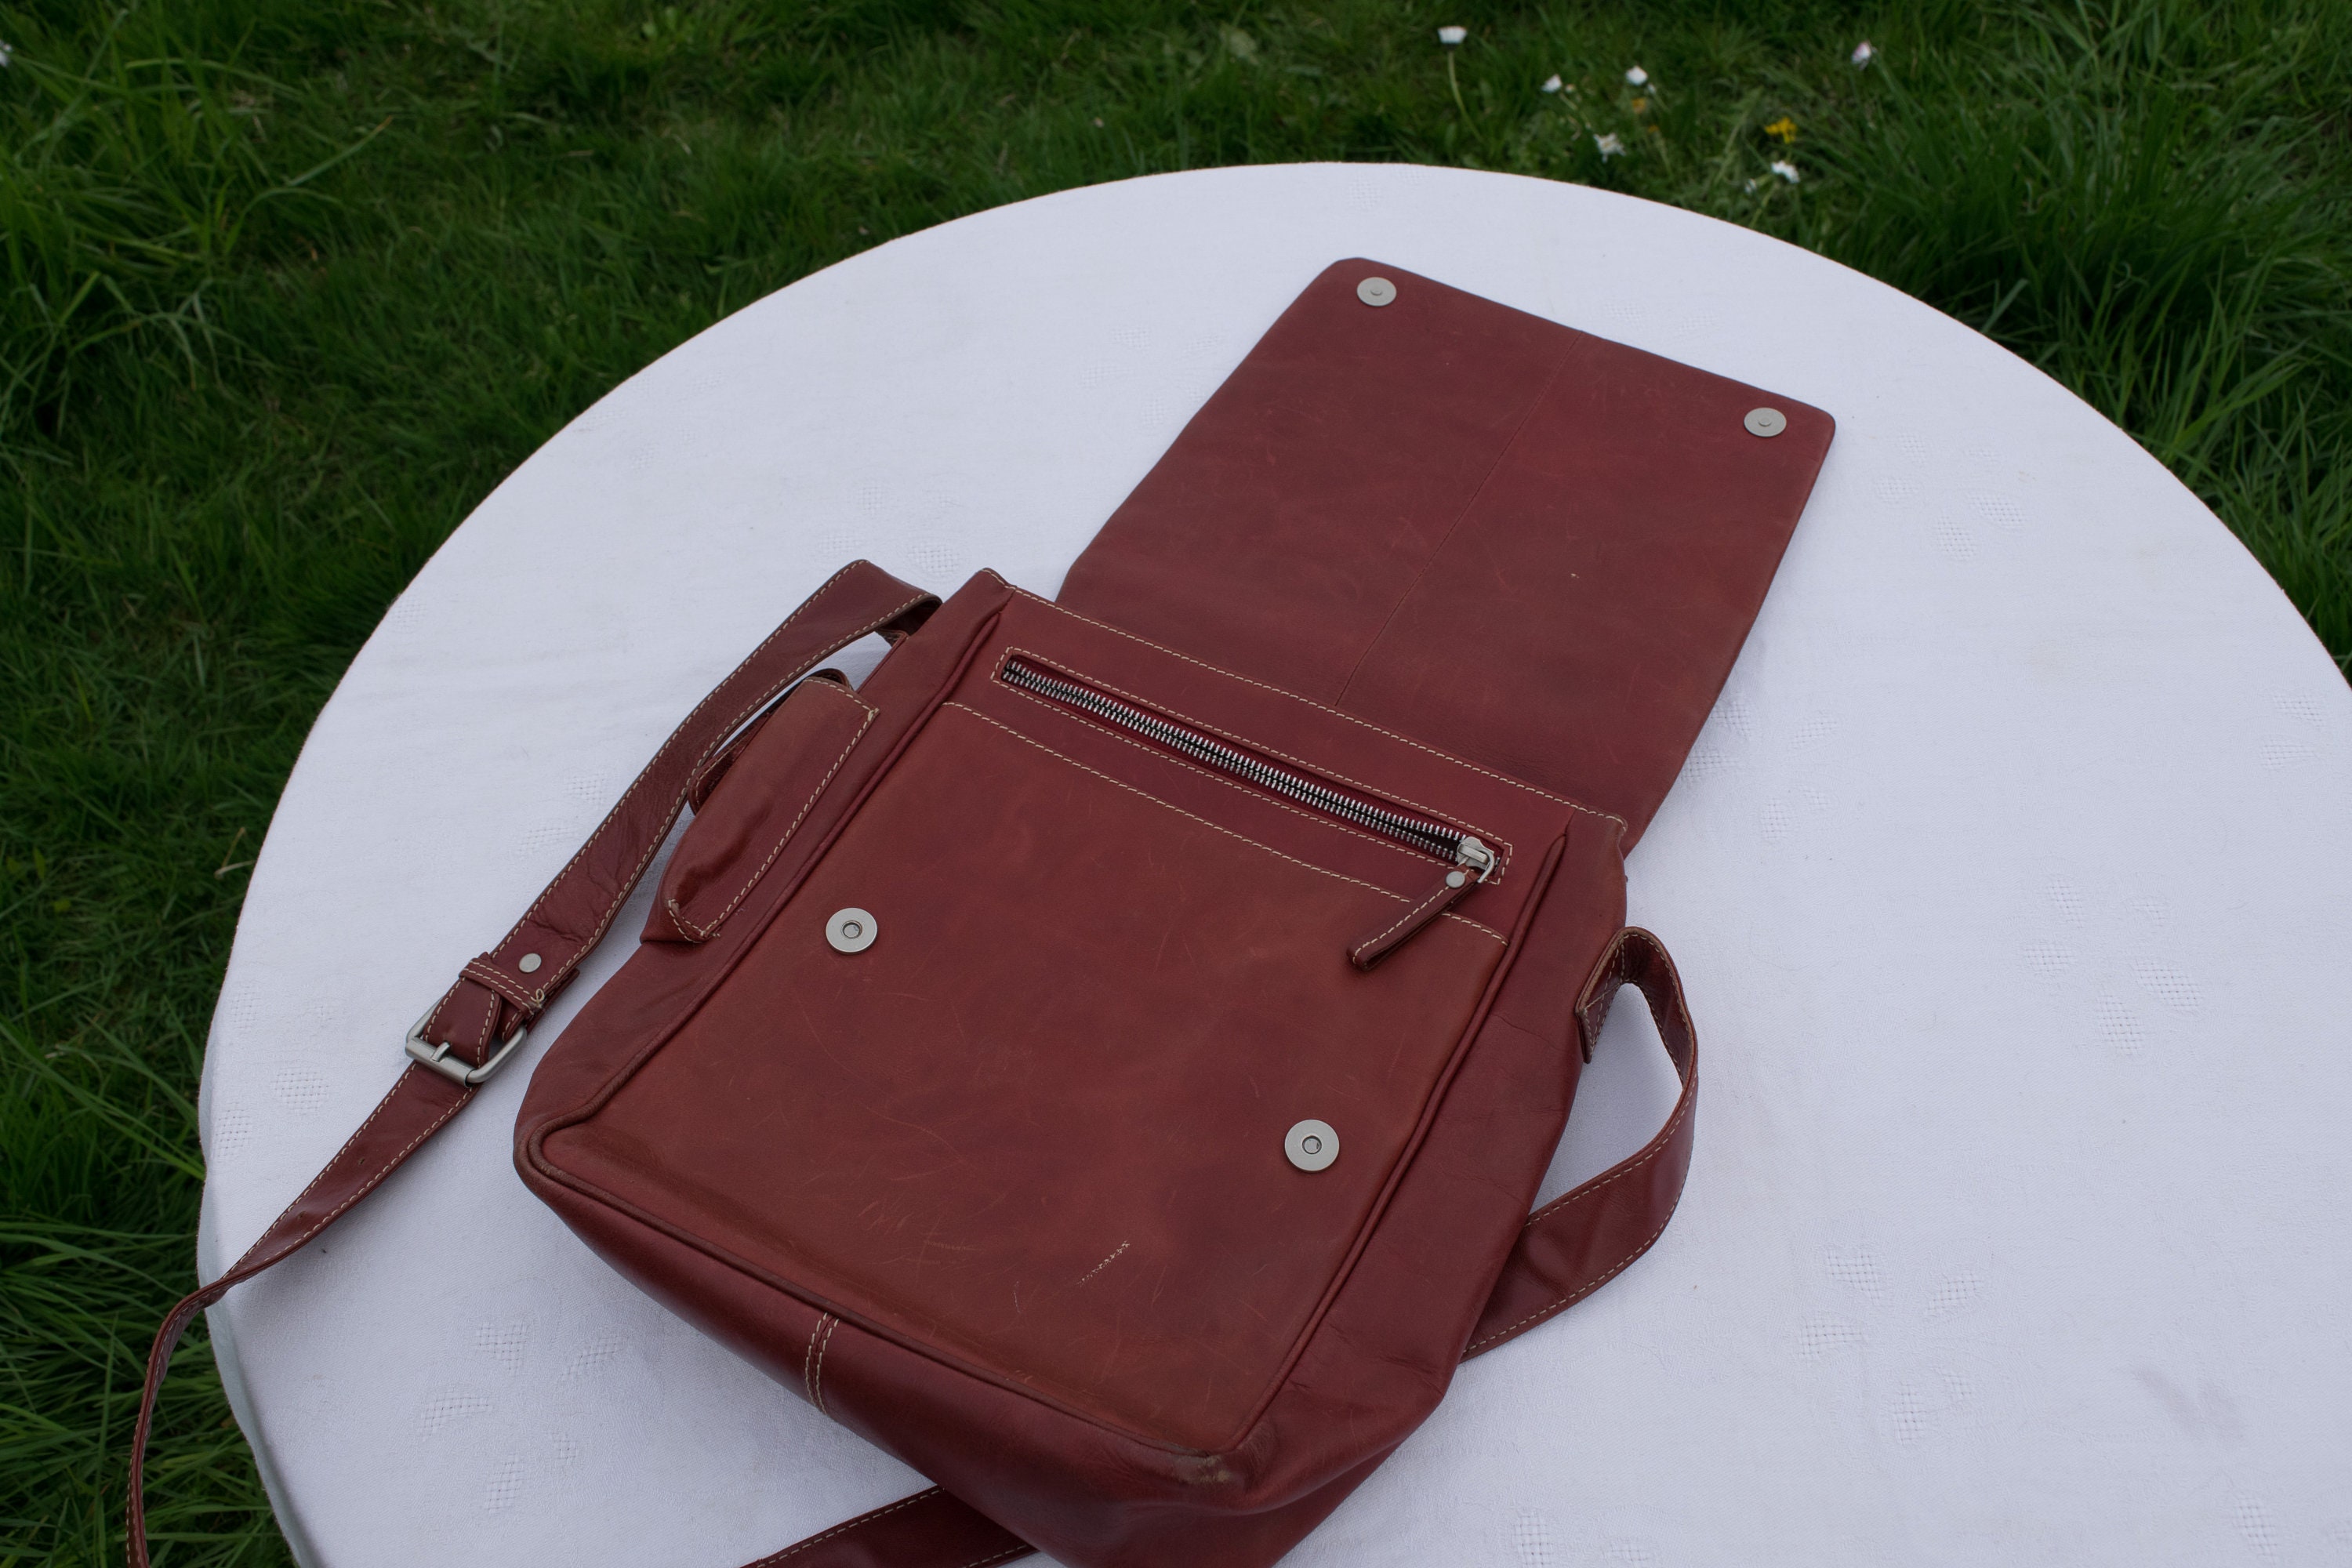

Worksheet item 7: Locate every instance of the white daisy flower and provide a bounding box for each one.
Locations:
[1769,159,1801,183]
[1437,26,1466,46]
[1624,66,1648,86]
[1852,41,1876,67]
[0,40,13,67]
[1541,74,1563,93]
[1595,132,1624,158]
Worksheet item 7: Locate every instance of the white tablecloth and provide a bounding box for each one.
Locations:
[200,164,2352,1566]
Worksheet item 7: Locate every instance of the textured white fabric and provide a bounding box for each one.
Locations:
[199,164,2352,1567]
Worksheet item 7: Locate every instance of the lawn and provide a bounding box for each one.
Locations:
[2,1,2347,1563]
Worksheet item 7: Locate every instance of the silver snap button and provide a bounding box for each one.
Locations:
[1744,406,1788,437]
[1285,1119,1340,1172]
[1445,869,1468,888]
[1356,276,1397,307]
[826,908,877,953]
[517,952,543,974]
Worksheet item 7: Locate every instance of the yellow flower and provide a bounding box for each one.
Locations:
[1764,116,1798,143]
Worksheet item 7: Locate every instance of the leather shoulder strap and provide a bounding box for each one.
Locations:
[743,1487,1028,1568]
[1465,926,1699,1358]
[128,561,937,1568]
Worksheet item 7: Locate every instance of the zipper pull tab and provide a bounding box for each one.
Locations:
[1348,837,1495,971]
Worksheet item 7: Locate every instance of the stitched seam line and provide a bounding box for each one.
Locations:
[511,560,859,932]
[994,670,1475,883]
[1008,586,1624,827]
[492,572,927,1000]
[994,646,1516,880]
[1352,880,1456,957]
[223,1076,416,1271]
[459,960,539,1014]
[1077,1240,1128,1285]
[1521,1068,1693,1231]
[526,587,926,971]
[742,1487,941,1567]
[229,1073,470,1278]
[684,694,776,802]
[941,704,1506,945]
[1465,1200,1681,1353]
[800,1312,829,1406]
[471,984,496,1052]
[810,1315,838,1416]
[673,684,877,941]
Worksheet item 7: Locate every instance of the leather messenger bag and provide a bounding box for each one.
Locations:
[132,262,1832,1567]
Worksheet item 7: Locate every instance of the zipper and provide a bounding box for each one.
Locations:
[1000,658,1494,967]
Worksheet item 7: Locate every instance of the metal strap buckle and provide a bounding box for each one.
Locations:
[404,1008,531,1087]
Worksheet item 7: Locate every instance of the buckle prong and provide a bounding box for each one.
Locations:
[404,1007,530,1087]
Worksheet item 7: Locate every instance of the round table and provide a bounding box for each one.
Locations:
[201,164,2352,1566]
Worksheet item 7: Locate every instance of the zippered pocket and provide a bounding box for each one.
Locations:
[1001,657,1495,967]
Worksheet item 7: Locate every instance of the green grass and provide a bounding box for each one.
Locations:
[2,0,2346,1562]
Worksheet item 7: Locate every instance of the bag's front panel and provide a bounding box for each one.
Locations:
[538,590,1581,1454]
[691,818,1632,1568]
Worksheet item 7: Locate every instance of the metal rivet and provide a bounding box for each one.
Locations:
[1356,276,1397,307]
[1445,869,1468,888]
[517,953,543,974]
[1285,1119,1340,1172]
[1744,406,1788,438]
[826,907,877,953]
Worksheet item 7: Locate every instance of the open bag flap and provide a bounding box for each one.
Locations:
[1056,258,1835,848]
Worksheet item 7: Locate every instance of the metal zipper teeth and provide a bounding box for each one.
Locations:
[1001,659,1466,862]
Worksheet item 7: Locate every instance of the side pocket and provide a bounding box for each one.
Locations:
[644,677,877,944]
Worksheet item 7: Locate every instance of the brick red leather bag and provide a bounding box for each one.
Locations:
[132,263,1831,1568]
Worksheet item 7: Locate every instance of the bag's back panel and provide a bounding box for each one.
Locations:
[1057,260,1835,848]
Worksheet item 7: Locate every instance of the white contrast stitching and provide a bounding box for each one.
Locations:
[1008,586,1624,827]
[1467,949,1698,1354]
[940,704,1506,946]
[460,959,539,1014]
[809,1315,839,1416]
[997,653,1439,872]
[741,1487,941,1566]
[492,569,929,1001]
[800,1312,830,1406]
[993,646,1514,881]
[669,682,877,942]
[1467,1202,1682,1354]
[530,589,926,966]
[1077,1240,1129,1285]
[517,561,858,924]
[1520,1072,1692,1232]
[1349,879,1458,960]
[230,1070,471,1276]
